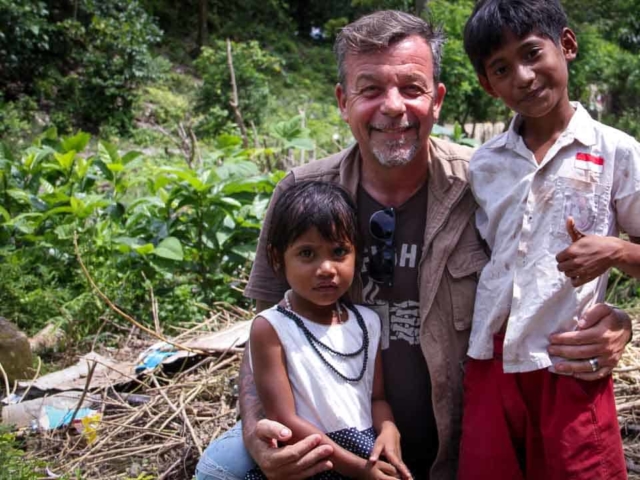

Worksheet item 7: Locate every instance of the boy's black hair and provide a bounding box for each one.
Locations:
[266,181,361,273]
[464,0,568,76]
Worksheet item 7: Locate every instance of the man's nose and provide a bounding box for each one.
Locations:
[380,88,406,116]
[515,64,535,88]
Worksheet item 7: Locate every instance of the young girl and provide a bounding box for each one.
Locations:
[245,181,411,480]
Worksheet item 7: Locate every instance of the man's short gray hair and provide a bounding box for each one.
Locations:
[334,10,445,87]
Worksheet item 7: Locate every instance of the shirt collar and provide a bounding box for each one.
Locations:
[488,102,597,151]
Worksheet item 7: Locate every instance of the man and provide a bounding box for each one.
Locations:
[196,10,631,480]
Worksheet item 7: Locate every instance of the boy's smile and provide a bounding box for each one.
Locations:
[478,29,577,121]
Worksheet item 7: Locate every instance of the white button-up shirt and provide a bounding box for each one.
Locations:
[468,103,640,372]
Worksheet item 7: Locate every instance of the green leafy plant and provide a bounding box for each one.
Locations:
[0,129,282,336]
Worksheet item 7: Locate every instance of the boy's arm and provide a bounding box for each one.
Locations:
[369,346,412,480]
[556,233,640,286]
[250,317,397,480]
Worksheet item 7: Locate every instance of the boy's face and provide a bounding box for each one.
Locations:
[478,28,577,119]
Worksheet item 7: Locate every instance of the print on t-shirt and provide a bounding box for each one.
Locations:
[362,244,421,349]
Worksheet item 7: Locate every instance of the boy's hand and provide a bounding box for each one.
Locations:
[556,217,623,287]
[368,425,412,480]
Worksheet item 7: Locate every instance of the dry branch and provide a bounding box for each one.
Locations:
[226,38,249,148]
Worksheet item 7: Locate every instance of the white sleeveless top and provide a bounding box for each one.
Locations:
[250,304,381,434]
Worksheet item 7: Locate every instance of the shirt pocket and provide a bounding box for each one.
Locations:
[446,246,489,331]
[549,176,611,241]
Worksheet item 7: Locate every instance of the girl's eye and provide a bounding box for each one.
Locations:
[299,249,313,259]
[334,245,351,258]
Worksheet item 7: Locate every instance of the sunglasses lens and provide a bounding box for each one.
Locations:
[370,209,395,242]
[369,208,395,286]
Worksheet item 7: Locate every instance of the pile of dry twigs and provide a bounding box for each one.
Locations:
[24,305,246,480]
[616,308,640,479]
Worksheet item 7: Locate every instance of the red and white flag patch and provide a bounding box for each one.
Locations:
[575,152,604,173]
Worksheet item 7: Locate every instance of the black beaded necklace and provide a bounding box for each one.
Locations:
[276,291,369,383]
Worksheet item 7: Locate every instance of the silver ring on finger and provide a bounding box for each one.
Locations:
[588,357,599,372]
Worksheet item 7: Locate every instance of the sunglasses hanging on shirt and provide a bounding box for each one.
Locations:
[368,207,396,287]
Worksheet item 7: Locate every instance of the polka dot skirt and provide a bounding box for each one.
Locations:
[245,427,376,479]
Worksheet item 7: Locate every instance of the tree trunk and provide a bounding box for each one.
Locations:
[415,0,429,16]
[197,0,209,48]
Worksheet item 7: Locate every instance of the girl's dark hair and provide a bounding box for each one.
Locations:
[266,181,360,272]
[464,0,568,76]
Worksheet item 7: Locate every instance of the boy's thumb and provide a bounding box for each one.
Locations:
[566,216,585,243]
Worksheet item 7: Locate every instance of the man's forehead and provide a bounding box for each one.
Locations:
[341,36,434,82]
[352,69,430,84]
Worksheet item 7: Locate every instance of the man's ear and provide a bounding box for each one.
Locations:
[478,74,499,98]
[335,83,349,122]
[433,82,447,122]
[560,27,578,62]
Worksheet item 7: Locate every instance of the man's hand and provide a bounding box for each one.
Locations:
[548,303,631,380]
[362,459,403,480]
[369,424,412,480]
[556,218,623,287]
[245,418,334,480]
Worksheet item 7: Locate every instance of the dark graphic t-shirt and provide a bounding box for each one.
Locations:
[357,185,438,479]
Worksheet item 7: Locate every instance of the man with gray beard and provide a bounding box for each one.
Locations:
[196,9,632,480]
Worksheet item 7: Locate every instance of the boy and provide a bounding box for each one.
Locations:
[458,1,640,479]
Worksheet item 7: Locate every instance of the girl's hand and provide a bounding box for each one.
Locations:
[362,459,402,479]
[369,424,412,480]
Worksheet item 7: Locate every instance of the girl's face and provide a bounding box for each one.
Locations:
[281,226,356,314]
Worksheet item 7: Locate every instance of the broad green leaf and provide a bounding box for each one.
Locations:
[152,236,184,261]
[216,230,231,247]
[107,163,125,173]
[217,160,259,180]
[54,224,76,239]
[215,134,243,149]
[157,167,205,191]
[218,197,242,208]
[223,215,236,229]
[231,244,257,262]
[7,189,32,204]
[127,196,165,211]
[70,196,85,215]
[0,205,10,223]
[75,156,92,179]
[61,132,91,153]
[7,213,43,234]
[0,141,14,162]
[39,178,55,194]
[114,236,141,248]
[285,138,315,151]
[98,141,120,165]
[122,151,143,164]
[133,243,155,255]
[54,150,76,171]
[41,126,58,141]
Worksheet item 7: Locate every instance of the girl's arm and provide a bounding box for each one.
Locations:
[369,346,413,480]
[250,316,398,480]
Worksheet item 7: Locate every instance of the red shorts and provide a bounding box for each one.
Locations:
[458,334,626,480]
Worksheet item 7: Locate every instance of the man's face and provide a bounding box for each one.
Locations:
[335,35,446,168]
[478,29,577,119]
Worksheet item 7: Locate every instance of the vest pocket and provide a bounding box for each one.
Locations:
[446,247,489,331]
